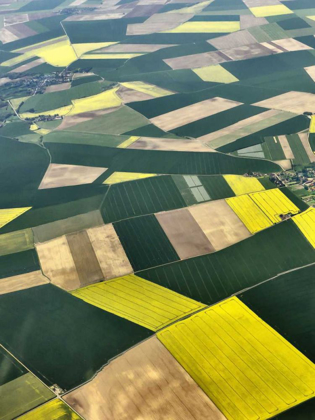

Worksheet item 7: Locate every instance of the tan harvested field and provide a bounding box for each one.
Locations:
[64,336,226,420]
[127,13,193,35]
[305,65,315,82]
[128,136,214,152]
[275,159,292,170]
[36,235,81,291]
[164,51,229,70]
[254,91,315,114]
[150,97,242,131]
[67,231,104,287]
[240,15,268,29]
[65,13,126,21]
[188,200,251,251]
[87,224,133,280]
[33,210,104,243]
[99,43,176,52]
[39,163,107,189]
[208,30,257,50]
[9,58,45,73]
[299,132,315,162]
[223,43,272,61]
[4,14,29,26]
[260,41,285,54]
[0,27,19,43]
[45,82,71,93]
[72,72,96,79]
[125,4,165,18]
[0,271,49,295]
[5,23,36,39]
[243,0,280,6]
[156,208,214,259]
[0,77,11,86]
[116,86,154,103]
[273,38,311,52]
[56,108,119,130]
[278,135,295,159]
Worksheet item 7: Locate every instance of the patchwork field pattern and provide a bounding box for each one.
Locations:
[158,297,315,420]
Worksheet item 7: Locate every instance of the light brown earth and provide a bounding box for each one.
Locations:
[243,0,280,6]
[278,135,295,159]
[188,200,251,251]
[67,231,104,287]
[299,132,315,163]
[65,13,126,21]
[72,72,95,79]
[305,65,315,82]
[98,43,176,52]
[4,14,29,26]
[150,97,242,131]
[253,91,315,114]
[272,38,312,52]
[274,159,292,170]
[164,51,229,70]
[63,336,226,420]
[36,235,81,291]
[223,43,272,61]
[33,210,104,243]
[45,82,71,93]
[260,41,285,54]
[9,58,45,73]
[38,163,107,189]
[128,136,214,152]
[0,27,19,43]
[5,23,37,40]
[156,208,214,259]
[127,12,193,35]
[208,30,257,50]
[56,107,119,130]
[240,15,268,29]
[116,85,154,103]
[0,271,49,295]
[87,224,133,280]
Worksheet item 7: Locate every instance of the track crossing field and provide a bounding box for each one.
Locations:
[293,208,315,248]
[158,297,315,420]
[223,175,265,196]
[72,274,205,331]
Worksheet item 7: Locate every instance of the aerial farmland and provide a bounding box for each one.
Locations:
[1,0,315,419]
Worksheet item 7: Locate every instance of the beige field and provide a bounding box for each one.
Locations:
[254,91,315,114]
[67,231,104,288]
[4,14,29,26]
[156,208,214,259]
[272,38,311,52]
[275,159,292,170]
[116,86,154,103]
[128,136,214,152]
[150,97,242,131]
[36,235,80,291]
[45,82,71,93]
[0,271,49,296]
[127,13,193,35]
[39,163,107,189]
[63,336,226,420]
[305,65,315,82]
[278,135,295,159]
[299,132,315,162]
[87,224,133,280]
[188,200,251,251]
[208,30,257,50]
[240,15,268,29]
[0,27,19,43]
[9,58,45,73]
[260,41,285,54]
[223,43,272,61]
[98,43,176,52]
[56,108,118,131]
[164,50,228,70]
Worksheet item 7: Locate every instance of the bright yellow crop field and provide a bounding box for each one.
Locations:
[250,5,293,17]
[117,136,139,148]
[0,207,31,229]
[103,172,156,185]
[164,21,240,33]
[72,274,205,331]
[72,42,117,57]
[193,65,239,83]
[121,81,173,97]
[226,194,273,233]
[19,399,81,420]
[293,208,315,248]
[224,175,265,196]
[250,188,299,223]
[158,297,315,420]
[310,116,315,133]
[68,87,121,115]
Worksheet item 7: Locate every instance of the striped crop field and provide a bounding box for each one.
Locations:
[223,175,265,196]
[226,195,273,234]
[158,297,315,420]
[103,172,157,185]
[293,208,315,248]
[72,274,205,331]
[250,188,299,223]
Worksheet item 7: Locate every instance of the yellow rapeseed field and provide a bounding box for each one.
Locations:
[292,207,315,248]
[310,115,315,133]
[103,172,156,185]
[68,87,121,115]
[121,81,173,97]
[117,136,139,148]
[250,188,299,223]
[226,194,273,233]
[250,5,293,17]
[19,399,81,420]
[0,207,31,229]
[224,175,265,196]
[164,21,240,33]
[193,65,239,83]
[72,42,117,57]
[72,274,205,331]
[158,297,315,420]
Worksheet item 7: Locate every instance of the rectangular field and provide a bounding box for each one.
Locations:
[223,175,265,196]
[18,399,81,420]
[0,271,49,296]
[158,297,315,420]
[293,208,315,248]
[72,274,205,331]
